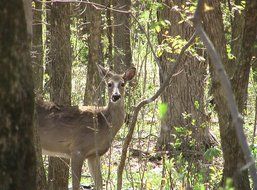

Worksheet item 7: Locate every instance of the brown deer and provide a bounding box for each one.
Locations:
[36,65,136,190]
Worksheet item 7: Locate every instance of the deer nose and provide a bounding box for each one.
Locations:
[112,93,121,102]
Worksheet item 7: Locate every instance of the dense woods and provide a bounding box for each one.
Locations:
[1,0,257,190]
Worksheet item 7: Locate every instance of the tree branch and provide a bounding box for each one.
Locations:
[193,0,257,188]
[50,0,130,13]
[116,33,196,190]
[51,0,162,73]
[130,14,163,74]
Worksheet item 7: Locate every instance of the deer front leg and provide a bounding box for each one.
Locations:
[88,156,103,190]
[71,154,84,190]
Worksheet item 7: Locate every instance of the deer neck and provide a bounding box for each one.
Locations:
[104,99,125,137]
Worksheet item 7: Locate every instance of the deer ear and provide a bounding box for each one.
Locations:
[97,64,112,79]
[123,67,136,82]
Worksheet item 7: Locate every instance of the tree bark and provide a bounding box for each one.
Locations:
[83,1,105,106]
[228,0,244,77]
[231,0,257,113]
[156,0,212,154]
[33,122,47,190]
[48,2,72,190]
[44,1,51,94]
[32,0,44,94]
[31,2,48,190]
[203,0,257,189]
[106,0,113,69]
[113,0,132,72]
[252,31,257,142]
[0,1,36,189]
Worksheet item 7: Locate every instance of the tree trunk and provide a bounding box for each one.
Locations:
[252,37,257,143]
[231,0,257,113]
[84,1,105,106]
[203,0,257,189]
[106,0,113,69]
[32,0,44,94]
[48,2,72,190]
[33,122,47,190]
[228,0,244,77]
[156,1,212,155]
[0,1,36,189]
[31,2,48,190]
[44,1,51,94]
[113,0,132,72]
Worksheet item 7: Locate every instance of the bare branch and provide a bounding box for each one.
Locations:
[193,0,257,188]
[130,14,163,74]
[50,0,130,13]
[116,33,196,190]
[51,0,162,73]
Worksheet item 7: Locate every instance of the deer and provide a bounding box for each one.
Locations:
[36,65,136,190]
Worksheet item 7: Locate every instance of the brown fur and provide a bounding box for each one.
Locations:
[37,66,136,190]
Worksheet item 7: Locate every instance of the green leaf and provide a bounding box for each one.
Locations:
[191,119,196,126]
[204,148,221,161]
[194,100,200,110]
[155,25,161,33]
[156,46,164,57]
[158,103,168,119]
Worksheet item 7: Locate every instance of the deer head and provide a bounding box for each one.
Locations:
[97,65,136,103]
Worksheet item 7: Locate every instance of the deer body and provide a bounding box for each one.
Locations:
[38,103,125,158]
[37,66,136,190]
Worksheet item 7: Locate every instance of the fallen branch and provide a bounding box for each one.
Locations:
[116,33,196,190]
[193,0,257,188]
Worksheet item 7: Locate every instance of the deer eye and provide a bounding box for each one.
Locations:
[120,82,125,87]
[108,82,112,88]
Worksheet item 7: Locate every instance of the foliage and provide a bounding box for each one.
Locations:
[158,103,168,119]
[204,147,221,162]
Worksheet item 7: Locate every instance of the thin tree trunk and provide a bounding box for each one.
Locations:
[32,2,48,189]
[84,1,104,106]
[229,0,244,77]
[44,1,51,94]
[32,0,44,94]
[203,0,257,189]
[113,0,132,72]
[33,123,47,190]
[0,0,36,189]
[48,2,72,190]
[106,0,113,69]
[231,1,257,113]
[252,41,257,143]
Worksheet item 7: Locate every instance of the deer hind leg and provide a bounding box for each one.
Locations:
[71,154,84,190]
[88,156,103,190]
